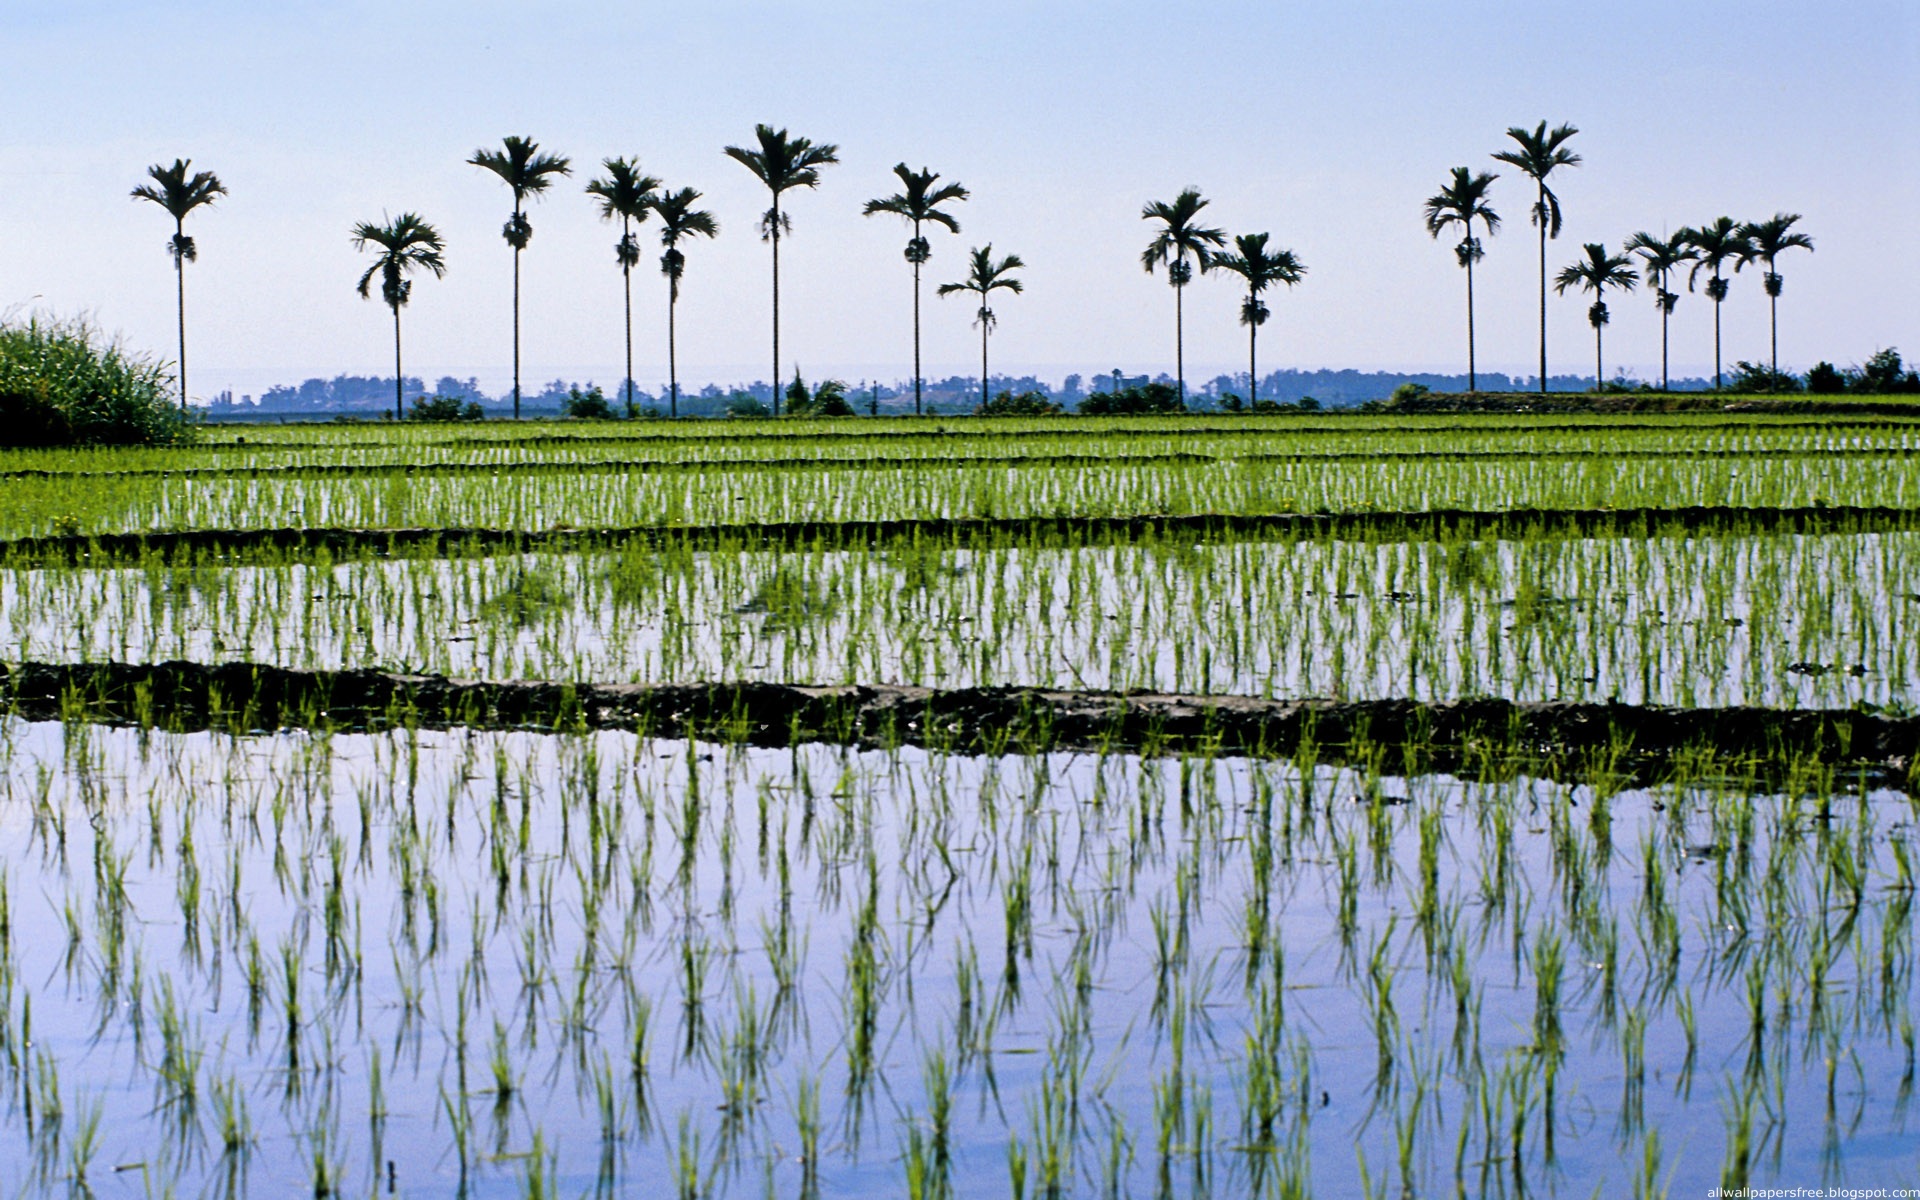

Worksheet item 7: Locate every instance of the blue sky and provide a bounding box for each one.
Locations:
[4,0,1916,396]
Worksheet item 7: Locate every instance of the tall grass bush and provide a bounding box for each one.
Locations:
[0,314,189,446]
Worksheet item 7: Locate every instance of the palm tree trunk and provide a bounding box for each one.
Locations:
[1175,275,1185,405]
[1769,270,1779,390]
[668,283,680,419]
[1595,322,1603,393]
[1660,276,1670,391]
[174,218,188,415]
[980,317,989,409]
[1536,187,1548,394]
[1465,245,1478,393]
[770,208,781,417]
[623,221,635,419]
[912,258,923,417]
[1713,282,1723,390]
[1248,295,1259,406]
[393,304,405,421]
[512,244,522,420]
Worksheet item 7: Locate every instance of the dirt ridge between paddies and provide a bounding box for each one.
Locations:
[5,443,1913,483]
[3,659,1912,782]
[6,503,1920,567]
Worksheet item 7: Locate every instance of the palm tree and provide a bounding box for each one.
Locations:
[1736,213,1814,388]
[937,246,1024,409]
[723,125,840,416]
[1140,189,1227,404]
[1422,168,1500,392]
[1208,234,1306,405]
[351,214,448,420]
[1623,231,1696,390]
[468,136,572,419]
[863,164,969,416]
[651,187,719,419]
[1680,217,1753,390]
[1492,121,1581,393]
[131,159,227,414]
[585,158,661,417]
[1553,242,1638,390]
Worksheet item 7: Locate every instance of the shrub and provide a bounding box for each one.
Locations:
[1389,382,1431,406]
[0,315,188,446]
[1729,361,1802,393]
[725,393,771,418]
[977,390,1062,417]
[563,384,616,419]
[1805,362,1846,394]
[1076,382,1184,415]
[408,394,484,422]
[1857,348,1920,394]
[785,376,856,418]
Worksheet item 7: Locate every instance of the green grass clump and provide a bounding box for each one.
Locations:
[0,315,189,446]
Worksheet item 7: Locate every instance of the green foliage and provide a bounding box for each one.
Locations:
[1390,382,1432,406]
[1857,348,1920,394]
[725,393,770,419]
[0,315,188,446]
[1728,362,1802,393]
[1076,382,1183,415]
[783,375,856,418]
[977,390,1061,417]
[563,385,616,419]
[408,395,484,422]
[1804,362,1846,394]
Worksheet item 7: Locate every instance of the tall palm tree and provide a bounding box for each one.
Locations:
[1736,212,1814,388]
[351,214,448,420]
[1553,242,1638,391]
[937,246,1024,409]
[1492,121,1581,393]
[723,124,840,416]
[1140,189,1227,404]
[863,164,969,416]
[1208,234,1306,405]
[1680,217,1753,390]
[131,158,227,414]
[652,187,719,419]
[1623,231,1696,390]
[585,158,661,418]
[468,136,572,419]
[1422,167,1500,392]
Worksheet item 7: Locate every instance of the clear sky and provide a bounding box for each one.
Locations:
[5,0,1916,397]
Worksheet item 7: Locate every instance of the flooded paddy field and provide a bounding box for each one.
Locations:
[1,411,1916,1195]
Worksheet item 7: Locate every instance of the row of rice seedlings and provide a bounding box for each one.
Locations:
[8,416,1914,480]
[8,530,1913,709]
[0,712,1910,1194]
[5,441,1915,540]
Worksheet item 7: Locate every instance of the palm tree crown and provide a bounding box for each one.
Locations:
[1493,121,1580,393]
[864,163,969,416]
[1624,230,1696,390]
[469,136,571,419]
[724,124,840,415]
[652,187,720,420]
[1209,233,1306,405]
[586,158,662,417]
[351,213,447,419]
[1141,188,1227,404]
[938,246,1025,408]
[131,158,227,413]
[1554,242,1637,390]
[1422,167,1500,391]
[1737,212,1814,386]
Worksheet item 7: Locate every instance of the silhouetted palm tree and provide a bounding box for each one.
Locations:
[351,213,448,420]
[1624,231,1696,390]
[586,158,661,417]
[1423,168,1500,392]
[1737,213,1814,388]
[723,125,840,416]
[1554,242,1638,390]
[1141,189,1227,404]
[652,187,719,419]
[468,136,573,418]
[131,158,227,414]
[863,164,969,416]
[938,246,1024,409]
[1492,121,1581,393]
[1680,217,1753,390]
[1208,234,1306,405]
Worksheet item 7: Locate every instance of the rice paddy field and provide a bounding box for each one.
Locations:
[0,411,1916,1198]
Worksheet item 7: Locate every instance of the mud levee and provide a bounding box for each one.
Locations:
[3,660,1912,782]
